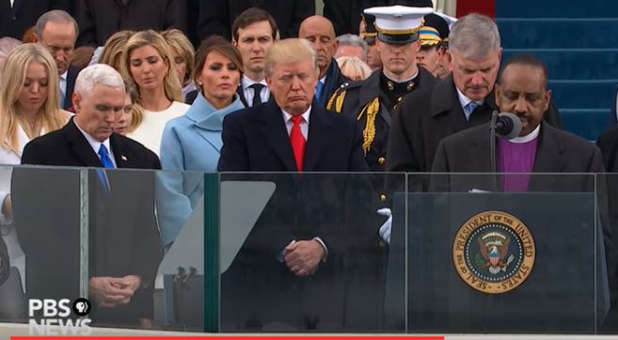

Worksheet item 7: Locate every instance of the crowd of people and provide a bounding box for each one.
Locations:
[0,0,618,333]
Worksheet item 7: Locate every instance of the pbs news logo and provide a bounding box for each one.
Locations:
[29,298,92,335]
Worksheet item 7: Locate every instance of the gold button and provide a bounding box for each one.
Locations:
[378,157,386,165]
[380,194,387,202]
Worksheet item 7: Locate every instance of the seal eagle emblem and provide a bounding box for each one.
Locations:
[453,211,535,294]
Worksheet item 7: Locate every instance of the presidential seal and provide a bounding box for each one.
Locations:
[453,211,535,294]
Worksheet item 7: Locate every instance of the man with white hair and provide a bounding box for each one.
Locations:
[16,64,161,327]
[34,10,80,109]
[388,13,562,172]
[335,34,368,62]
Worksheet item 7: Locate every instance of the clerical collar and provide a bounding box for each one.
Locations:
[383,69,418,84]
[507,124,540,144]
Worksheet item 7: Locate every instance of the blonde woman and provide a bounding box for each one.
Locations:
[120,29,189,155]
[98,30,135,71]
[161,29,196,101]
[0,43,70,291]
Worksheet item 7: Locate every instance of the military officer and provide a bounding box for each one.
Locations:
[328,6,437,171]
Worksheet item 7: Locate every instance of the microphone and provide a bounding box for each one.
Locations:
[494,112,522,139]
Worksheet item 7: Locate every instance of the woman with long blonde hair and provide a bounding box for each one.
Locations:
[120,29,189,156]
[0,43,70,291]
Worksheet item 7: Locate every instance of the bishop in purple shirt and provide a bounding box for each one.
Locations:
[431,53,604,192]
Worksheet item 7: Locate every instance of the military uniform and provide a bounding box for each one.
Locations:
[328,67,437,171]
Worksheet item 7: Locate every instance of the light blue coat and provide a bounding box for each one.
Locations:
[157,92,244,247]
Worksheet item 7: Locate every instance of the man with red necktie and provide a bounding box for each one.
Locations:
[218,39,378,331]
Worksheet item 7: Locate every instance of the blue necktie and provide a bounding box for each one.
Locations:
[314,80,325,102]
[463,101,478,120]
[98,144,115,168]
[97,145,114,192]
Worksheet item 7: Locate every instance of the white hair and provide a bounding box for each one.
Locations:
[35,10,79,39]
[448,13,501,59]
[74,64,125,97]
[336,34,368,58]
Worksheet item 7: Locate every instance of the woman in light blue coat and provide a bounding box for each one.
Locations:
[158,36,245,248]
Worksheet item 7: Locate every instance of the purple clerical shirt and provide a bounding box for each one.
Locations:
[497,137,538,192]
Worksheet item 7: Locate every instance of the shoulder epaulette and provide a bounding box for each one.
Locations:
[326,82,352,113]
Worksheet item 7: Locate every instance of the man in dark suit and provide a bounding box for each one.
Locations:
[432,54,617,331]
[33,10,80,110]
[14,64,161,328]
[74,0,187,47]
[218,39,386,331]
[388,13,562,173]
[298,15,347,109]
[232,7,277,108]
[197,0,314,42]
[0,0,71,41]
[432,54,603,189]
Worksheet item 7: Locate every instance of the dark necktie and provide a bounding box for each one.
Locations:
[250,83,265,107]
[289,115,306,172]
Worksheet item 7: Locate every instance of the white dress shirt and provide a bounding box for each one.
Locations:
[75,121,117,168]
[456,87,484,121]
[281,107,311,139]
[59,70,68,107]
[242,75,269,106]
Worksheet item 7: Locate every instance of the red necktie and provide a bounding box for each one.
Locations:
[289,115,306,171]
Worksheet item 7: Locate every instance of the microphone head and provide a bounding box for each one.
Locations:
[495,112,522,139]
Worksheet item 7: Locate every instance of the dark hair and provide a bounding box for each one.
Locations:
[498,53,548,89]
[232,7,278,42]
[193,35,244,85]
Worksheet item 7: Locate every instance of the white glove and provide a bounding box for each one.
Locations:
[377,208,392,244]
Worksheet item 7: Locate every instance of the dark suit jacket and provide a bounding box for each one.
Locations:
[218,99,367,172]
[0,0,71,40]
[0,236,8,286]
[197,0,314,41]
[217,101,387,330]
[62,65,79,110]
[74,0,187,46]
[14,119,162,325]
[317,58,347,108]
[432,122,604,191]
[597,125,618,331]
[323,0,433,36]
[387,75,563,173]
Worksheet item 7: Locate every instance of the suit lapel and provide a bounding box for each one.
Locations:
[471,127,493,172]
[303,104,331,171]
[237,85,249,108]
[110,134,130,168]
[65,119,104,167]
[64,66,78,109]
[533,124,565,173]
[260,101,297,171]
